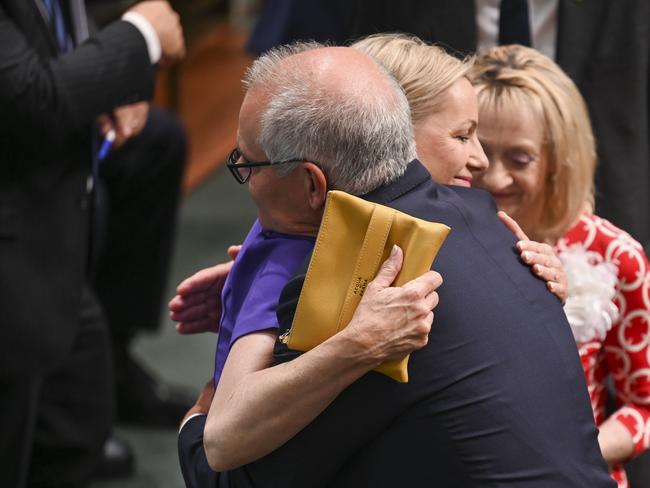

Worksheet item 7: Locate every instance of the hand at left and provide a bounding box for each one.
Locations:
[114,102,149,142]
[170,245,241,335]
[97,102,150,150]
[498,211,568,303]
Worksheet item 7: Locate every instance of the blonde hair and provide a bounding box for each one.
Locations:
[352,34,474,124]
[469,45,596,242]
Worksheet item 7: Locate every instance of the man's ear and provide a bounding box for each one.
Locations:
[302,162,327,211]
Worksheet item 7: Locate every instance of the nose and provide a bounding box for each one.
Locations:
[468,137,489,173]
[477,158,512,192]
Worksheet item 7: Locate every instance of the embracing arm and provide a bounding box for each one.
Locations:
[203,246,441,471]
[170,245,241,334]
[597,418,634,467]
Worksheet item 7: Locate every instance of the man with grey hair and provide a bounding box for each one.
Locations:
[246,41,414,196]
[177,43,614,487]
[177,41,441,486]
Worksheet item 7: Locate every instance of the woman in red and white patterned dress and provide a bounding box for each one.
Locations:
[471,45,650,487]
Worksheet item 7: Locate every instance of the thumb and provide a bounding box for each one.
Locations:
[371,245,403,289]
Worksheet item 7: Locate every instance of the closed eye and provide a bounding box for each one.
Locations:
[509,151,534,165]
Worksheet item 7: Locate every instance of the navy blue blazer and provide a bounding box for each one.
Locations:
[222,161,613,487]
[179,161,614,487]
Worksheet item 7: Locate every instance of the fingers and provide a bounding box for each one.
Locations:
[516,240,555,256]
[168,292,202,311]
[176,262,233,295]
[369,245,404,289]
[171,261,233,337]
[169,291,218,313]
[520,249,562,273]
[130,1,185,64]
[114,102,149,141]
[114,112,133,140]
[422,312,434,347]
[227,245,242,260]
[175,319,220,335]
[170,299,219,322]
[498,211,529,240]
[402,311,433,352]
[531,263,562,284]
[519,244,569,304]
[424,289,439,312]
[547,280,569,304]
[402,270,443,299]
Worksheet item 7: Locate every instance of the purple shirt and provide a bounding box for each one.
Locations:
[213,220,315,386]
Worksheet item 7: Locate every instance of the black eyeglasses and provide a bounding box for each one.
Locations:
[226,148,305,184]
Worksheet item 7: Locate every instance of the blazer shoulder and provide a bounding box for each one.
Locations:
[447,185,498,215]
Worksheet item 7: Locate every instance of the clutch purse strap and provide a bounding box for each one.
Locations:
[335,204,395,333]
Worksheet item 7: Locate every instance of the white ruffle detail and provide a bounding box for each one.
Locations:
[559,245,620,345]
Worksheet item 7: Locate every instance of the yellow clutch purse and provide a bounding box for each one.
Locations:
[280,190,450,383]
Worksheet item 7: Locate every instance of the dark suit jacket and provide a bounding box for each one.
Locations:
[178,415,219,488]
[180,161,614,487]
[351,0,650,253]
[0,0,154,378]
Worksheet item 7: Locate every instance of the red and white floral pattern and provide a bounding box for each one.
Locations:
[557,214,650,488]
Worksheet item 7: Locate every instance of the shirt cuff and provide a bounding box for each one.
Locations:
[179,413,207,434]
[121,12,162,64]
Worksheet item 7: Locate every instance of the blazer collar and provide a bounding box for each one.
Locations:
[362,160,432,205]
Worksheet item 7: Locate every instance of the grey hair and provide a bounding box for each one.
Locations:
[242,41,416,195]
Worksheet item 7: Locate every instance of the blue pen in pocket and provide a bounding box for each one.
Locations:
[97,129,116,162]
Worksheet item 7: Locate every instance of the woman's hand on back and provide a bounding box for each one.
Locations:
[498,211,568,303]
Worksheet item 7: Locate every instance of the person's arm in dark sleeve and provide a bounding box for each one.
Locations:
[0,7,154,143]
[178,414,220,488]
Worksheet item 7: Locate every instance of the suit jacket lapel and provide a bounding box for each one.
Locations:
[556,0,608,84]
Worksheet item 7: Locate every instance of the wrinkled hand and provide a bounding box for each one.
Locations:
[498,211,568,303]
[342,245,443,366]
[180,379,215,427]
[128,1,185,64]
[169,245,241,334]
[97,102,149,149]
